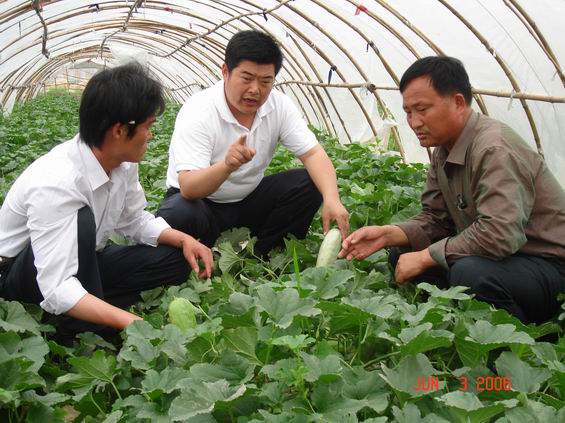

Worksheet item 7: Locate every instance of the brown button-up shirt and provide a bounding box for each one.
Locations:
[396,111,565,268]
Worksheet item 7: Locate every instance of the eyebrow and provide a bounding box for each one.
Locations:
[241,71,274,80]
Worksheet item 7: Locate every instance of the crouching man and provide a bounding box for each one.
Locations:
[340,56,565,324]
[0,62,213,338]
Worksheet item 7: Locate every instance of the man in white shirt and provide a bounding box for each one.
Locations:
[0,63,213,338]
[157,30,349,256]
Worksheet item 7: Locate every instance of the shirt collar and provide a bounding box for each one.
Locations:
[213,80,275,125]
[74,135,111,191]
[445,110,479,165]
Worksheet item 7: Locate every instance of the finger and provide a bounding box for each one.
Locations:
[237,134,247,145]
[230,150,246,164]
[395,267,407,285]
[322,215,330,234]
[338,217,350,240]
[241,147,254,161]
[186,252,200,275]
[203,249,213,278]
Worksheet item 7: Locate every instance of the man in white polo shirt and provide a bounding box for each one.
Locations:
[157,30,349,256]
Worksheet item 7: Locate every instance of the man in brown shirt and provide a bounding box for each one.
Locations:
[339,56,565,324]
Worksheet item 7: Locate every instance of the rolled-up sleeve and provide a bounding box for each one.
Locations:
[26,187,88,315]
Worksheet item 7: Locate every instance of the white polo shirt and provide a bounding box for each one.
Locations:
[0,135,170,315]
[166,80,318,203]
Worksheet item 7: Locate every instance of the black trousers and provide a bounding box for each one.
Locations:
[389,247,565,324]
[0,206,190,336]
[156,168,323,256]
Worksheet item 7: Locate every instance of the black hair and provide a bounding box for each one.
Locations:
[79,62,165,148]
[224,30,283,75]
[399,56,473,105]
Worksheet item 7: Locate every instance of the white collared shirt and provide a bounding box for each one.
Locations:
[0,135,170,315]
[166,80,318,203]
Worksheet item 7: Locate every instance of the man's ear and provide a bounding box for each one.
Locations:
[221,63,229,80]
[454,93,467,111]
[109,122,126,139]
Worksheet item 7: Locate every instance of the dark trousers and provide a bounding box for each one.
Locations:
[0,206,190,337]
[389,247,565,324]
[156,169,323,256]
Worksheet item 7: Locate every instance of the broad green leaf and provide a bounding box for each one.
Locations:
[21,391,69,407]
[218,242,243,274]
[454,319,485,368]
[495,398,565,422]
[342,295,397,319]
[273,335,315,352]
[392,403,450,423]
[397,302,439,326]
[255,285,320,329]
[223,327,260,363]
[465,321,535,346]
[123,319,162,342]
[494,352,551,393]
[301,268,354,300]
[118,337,160,370]
[300,352,342,383]
[0,332,48,372]
[141,368,191,396]
[254,410,309,423]
[0,357,46,392]
[26,402,67,423]
[0,300,41,334]
[417,283,472,301]
[190,351,255,384]
[222,292,255,315]
[342,367,389,413]
[67,350,117,383]
[436,392,518,423]
[76,332,117,351]
[398,323,454,356]
[217,227,251,249]
[317,301,370,334]
[261,358,307,384]
[311,381,366,417]
[169,380,246,421]
[160,324,192,365]
[136,401,175,423]
[101,411,124,423]
[381,353,443,397]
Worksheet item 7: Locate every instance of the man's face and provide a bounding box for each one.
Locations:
[402,76,467,150]
[119,116,156,162]
[222,60,275,121]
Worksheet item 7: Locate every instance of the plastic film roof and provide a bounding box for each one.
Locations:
[1,0,564,182]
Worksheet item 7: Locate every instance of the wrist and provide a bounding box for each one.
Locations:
[322,192,340,203]
[419,248,436,268]
[179,234,195,249]
[384,225,408,247]
[220,160,237,174]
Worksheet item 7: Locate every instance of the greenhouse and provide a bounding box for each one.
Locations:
[1,0,565,422]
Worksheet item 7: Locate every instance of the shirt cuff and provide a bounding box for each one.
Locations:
[394,221,430,251]
[40,276,88,315]
[429,238,449,269]
[138,217,171,247]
